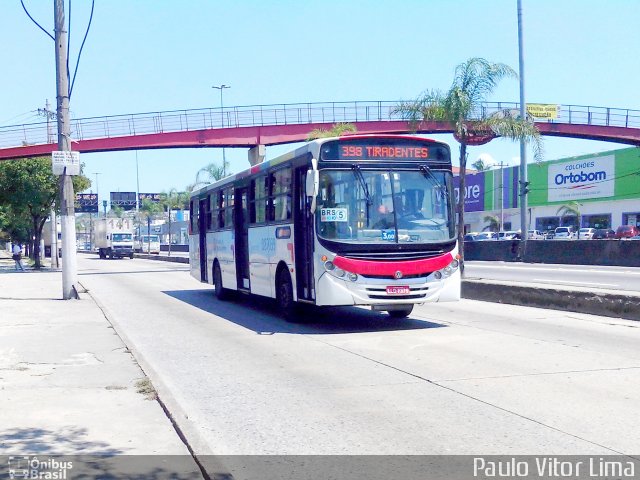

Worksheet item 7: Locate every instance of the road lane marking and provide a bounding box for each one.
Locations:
[468,264,640,275]
[532,279,619,287]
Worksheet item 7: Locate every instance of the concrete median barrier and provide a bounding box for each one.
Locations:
[462,279,640,321]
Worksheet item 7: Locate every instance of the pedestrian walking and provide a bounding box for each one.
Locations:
[12,243,25,271]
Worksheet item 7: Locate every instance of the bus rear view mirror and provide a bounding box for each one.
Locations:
[306,169,319,213]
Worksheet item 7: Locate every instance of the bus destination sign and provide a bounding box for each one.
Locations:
[320,139,449,162]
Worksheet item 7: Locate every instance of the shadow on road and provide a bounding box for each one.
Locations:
[163,289,447,335]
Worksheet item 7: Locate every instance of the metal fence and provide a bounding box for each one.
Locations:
[1,101,639,149]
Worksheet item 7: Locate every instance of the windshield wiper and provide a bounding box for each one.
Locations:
[419,165,448,199]
[352,165,373,226]
[351,165,372,205]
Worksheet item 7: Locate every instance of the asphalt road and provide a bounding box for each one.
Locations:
[465,261,640,292]
[77,255,640,456]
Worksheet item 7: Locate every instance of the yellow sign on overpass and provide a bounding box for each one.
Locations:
[526,103,560,119]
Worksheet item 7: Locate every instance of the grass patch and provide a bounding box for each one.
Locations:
[134,377,157,400]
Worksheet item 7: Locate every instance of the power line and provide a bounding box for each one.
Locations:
[20,0,55,41]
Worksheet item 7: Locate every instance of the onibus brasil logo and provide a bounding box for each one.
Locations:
[7,456,73,479]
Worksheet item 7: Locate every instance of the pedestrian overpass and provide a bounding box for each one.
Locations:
[0,101,639,163]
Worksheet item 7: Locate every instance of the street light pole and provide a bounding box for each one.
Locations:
[517,0,529,241]
[212,84,230,177]
[92,172,101,199]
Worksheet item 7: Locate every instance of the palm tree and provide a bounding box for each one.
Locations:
[483,214,500,232]
[138,198,164,252]
[557,201,582,232]
[161,188,189,256]
[471,158,491,171]
[109,205,125,218]
[394,57,543,271]
[307,122,357,141]
[194,160,229,189]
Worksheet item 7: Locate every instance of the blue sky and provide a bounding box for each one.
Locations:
[2,0,638,205]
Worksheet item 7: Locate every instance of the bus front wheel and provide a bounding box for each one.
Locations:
[213,263,230,301]
[276,270,297,321]
[387,305,413,319]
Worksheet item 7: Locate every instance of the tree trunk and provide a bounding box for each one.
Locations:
[31,215,43,269]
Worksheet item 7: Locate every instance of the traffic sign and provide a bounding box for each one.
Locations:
[52,151,80,175]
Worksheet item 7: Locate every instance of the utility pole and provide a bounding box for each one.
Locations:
[38,100,60,268]
[54,0,79,299]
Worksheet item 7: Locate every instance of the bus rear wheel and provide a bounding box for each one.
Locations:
[213,262,230,301]
[387,305,413,319]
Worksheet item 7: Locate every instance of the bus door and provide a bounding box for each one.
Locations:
[198,197,208,282]
[234,187,250,291]
[294,166,315,302]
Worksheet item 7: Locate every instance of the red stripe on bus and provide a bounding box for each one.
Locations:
[332,252,453,276]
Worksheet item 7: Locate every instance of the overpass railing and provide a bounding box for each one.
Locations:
[1,101,639,149]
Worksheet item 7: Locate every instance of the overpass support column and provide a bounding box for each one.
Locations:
[249,145,266,166]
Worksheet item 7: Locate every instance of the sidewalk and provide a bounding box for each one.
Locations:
[0,251,202,477]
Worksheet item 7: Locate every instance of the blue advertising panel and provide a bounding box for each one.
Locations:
[454,172,485,212]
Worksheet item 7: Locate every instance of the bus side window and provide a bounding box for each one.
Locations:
[217,190,225,228]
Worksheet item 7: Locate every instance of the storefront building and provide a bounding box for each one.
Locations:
[455,147,640,233]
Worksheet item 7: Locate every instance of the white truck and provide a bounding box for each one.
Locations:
[94,218,135,259]
[135,234,161,254]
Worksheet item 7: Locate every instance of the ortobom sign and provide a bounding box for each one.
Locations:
[547,155,615,202]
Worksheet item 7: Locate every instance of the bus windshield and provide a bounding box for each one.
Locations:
[316,169,455,244]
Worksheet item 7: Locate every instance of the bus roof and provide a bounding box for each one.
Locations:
[190,134,448,198]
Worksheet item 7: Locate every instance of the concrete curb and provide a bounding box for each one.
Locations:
[135,253,189,263]
[462,279,640,321]
[79,281,216,459]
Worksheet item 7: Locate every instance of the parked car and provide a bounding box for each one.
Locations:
[592,228,615,239]
[475,232,498,241]
[554,226,575,240]
[464,233,479,242]
[577,227,596,239]
[498,231,521,240]
[615,225,640,239]
[527,230,544,239]
[543,230,555,240]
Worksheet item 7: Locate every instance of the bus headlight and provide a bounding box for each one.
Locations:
[433,258,459,280]
[347,272,358,282]
[324,261,335,271]
[334,268,346,278]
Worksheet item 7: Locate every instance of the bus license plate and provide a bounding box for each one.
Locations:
[386,286,410,295]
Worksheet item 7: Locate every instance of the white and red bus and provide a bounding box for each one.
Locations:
[189,135,460,320]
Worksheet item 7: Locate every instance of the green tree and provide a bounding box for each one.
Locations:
[394,58,543,271]
[0,157,89,268]
[307,122,357,141]
[160,188,189,256]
